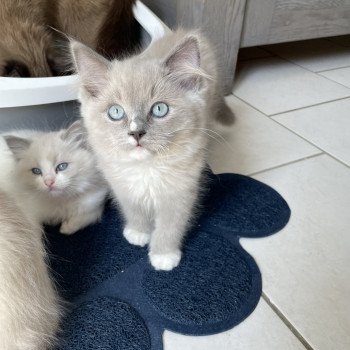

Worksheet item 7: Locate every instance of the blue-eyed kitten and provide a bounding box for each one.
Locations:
[71,29,234,270]
[3,121,108,234]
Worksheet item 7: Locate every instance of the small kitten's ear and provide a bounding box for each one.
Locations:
[61,120,86,147]
[70,41,110,97]
[164,35,202,90]
[4,136,31,159]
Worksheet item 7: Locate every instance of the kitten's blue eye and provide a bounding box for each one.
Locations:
[108,105,125,121]
[56,162,68,172]
[151,102,169,118]
[31,168,42,175]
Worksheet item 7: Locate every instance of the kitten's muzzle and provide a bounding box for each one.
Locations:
[128,130,146,143]
[44,178,55,189]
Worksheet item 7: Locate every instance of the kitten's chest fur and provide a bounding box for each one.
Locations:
[107,158,204,210]
[117,162,175,197]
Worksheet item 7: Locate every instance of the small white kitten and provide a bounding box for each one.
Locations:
[3,121,108,234]
[0,190,61,350]
[71,29,234,270]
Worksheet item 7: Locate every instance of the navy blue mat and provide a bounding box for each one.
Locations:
[46,172,290,350]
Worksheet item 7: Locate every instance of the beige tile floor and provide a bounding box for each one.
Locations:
[166,36,350,350]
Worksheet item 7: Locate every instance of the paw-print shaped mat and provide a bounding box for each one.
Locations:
[46,171,290,350]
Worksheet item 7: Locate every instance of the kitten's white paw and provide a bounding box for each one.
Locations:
[149,250,182,271]
[123,227,150,247]
[59,221,78,235]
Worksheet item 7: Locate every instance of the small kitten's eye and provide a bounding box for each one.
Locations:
[151,102,169,118]
[31,168,42,175]
[56,162,68,172]
[108,105,125,121]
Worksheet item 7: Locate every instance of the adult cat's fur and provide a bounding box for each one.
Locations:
[0,0,138,77]
[71,29,234,270]
[3,121,108,235]
[0,191,61,349]
[56,0,139,59]
[0,0,54,77]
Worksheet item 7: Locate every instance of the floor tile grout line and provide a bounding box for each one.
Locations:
[318,152,350,170]
[268,96,350,117]
[262,292,314,350]
[317,64,350,73]
[234,51,350,104]
[232,93,350,172]
[233,94,350,165]
[232,94,271,116]
[315,72,350,90]
[257,47,350,89]
[247,152,324,177]
[269,118,350,170]
[229,96,350,170]
[231,96,323,152]
[315,73,350,89]
[232,93,350,119]
[272,53,350,91]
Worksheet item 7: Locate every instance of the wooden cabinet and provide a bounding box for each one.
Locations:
[242,0,350,47]
[142,0,350,94]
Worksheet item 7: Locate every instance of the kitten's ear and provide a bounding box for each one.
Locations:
[4,136,31,160]
[70,41,110,97]
[164,35,202,90]
[61,120,86,147]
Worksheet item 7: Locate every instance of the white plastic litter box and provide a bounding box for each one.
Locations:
[0,1,170,132]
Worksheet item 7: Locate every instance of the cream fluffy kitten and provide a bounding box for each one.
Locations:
[3,121,108,234]
[71,30,233,270]
[0,190,61,350]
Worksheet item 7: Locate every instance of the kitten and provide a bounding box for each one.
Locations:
[3,121,108,235]
[71,29,234,270]
[0,190,61,350]
[0,0,54,77]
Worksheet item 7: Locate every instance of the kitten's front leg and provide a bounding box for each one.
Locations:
[149,194,195,271]
[60,207,104,235]
[60,190,107,235]
[121,200,152,247]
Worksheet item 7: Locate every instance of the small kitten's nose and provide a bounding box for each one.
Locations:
[128,130,146,142]
[44,179,55,188]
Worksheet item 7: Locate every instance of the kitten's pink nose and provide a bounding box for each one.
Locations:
[44,179,55,188]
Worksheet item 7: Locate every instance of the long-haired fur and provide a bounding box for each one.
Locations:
[0,0,139,77]
[0,191,61,350]
[71,29,234,271]
[2,121,109,235]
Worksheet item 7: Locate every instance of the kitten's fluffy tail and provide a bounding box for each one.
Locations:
[214,94,235,126]
[0,191,62,350]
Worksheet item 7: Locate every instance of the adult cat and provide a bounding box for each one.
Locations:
[0,191,61,349]
[0,0,138,77]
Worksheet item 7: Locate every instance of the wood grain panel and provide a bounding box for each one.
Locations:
[177,0,246,93]
[275,0,344,11]
[242,0,350,47]
[241,0,277,47]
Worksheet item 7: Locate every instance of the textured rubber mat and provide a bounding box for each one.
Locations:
[46,172,290,350]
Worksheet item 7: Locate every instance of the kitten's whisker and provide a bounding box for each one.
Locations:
[159,127,234,152]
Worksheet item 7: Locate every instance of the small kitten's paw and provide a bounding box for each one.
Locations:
[123,227,150,247]
[59,221,78,235]
[149,250,182,271]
